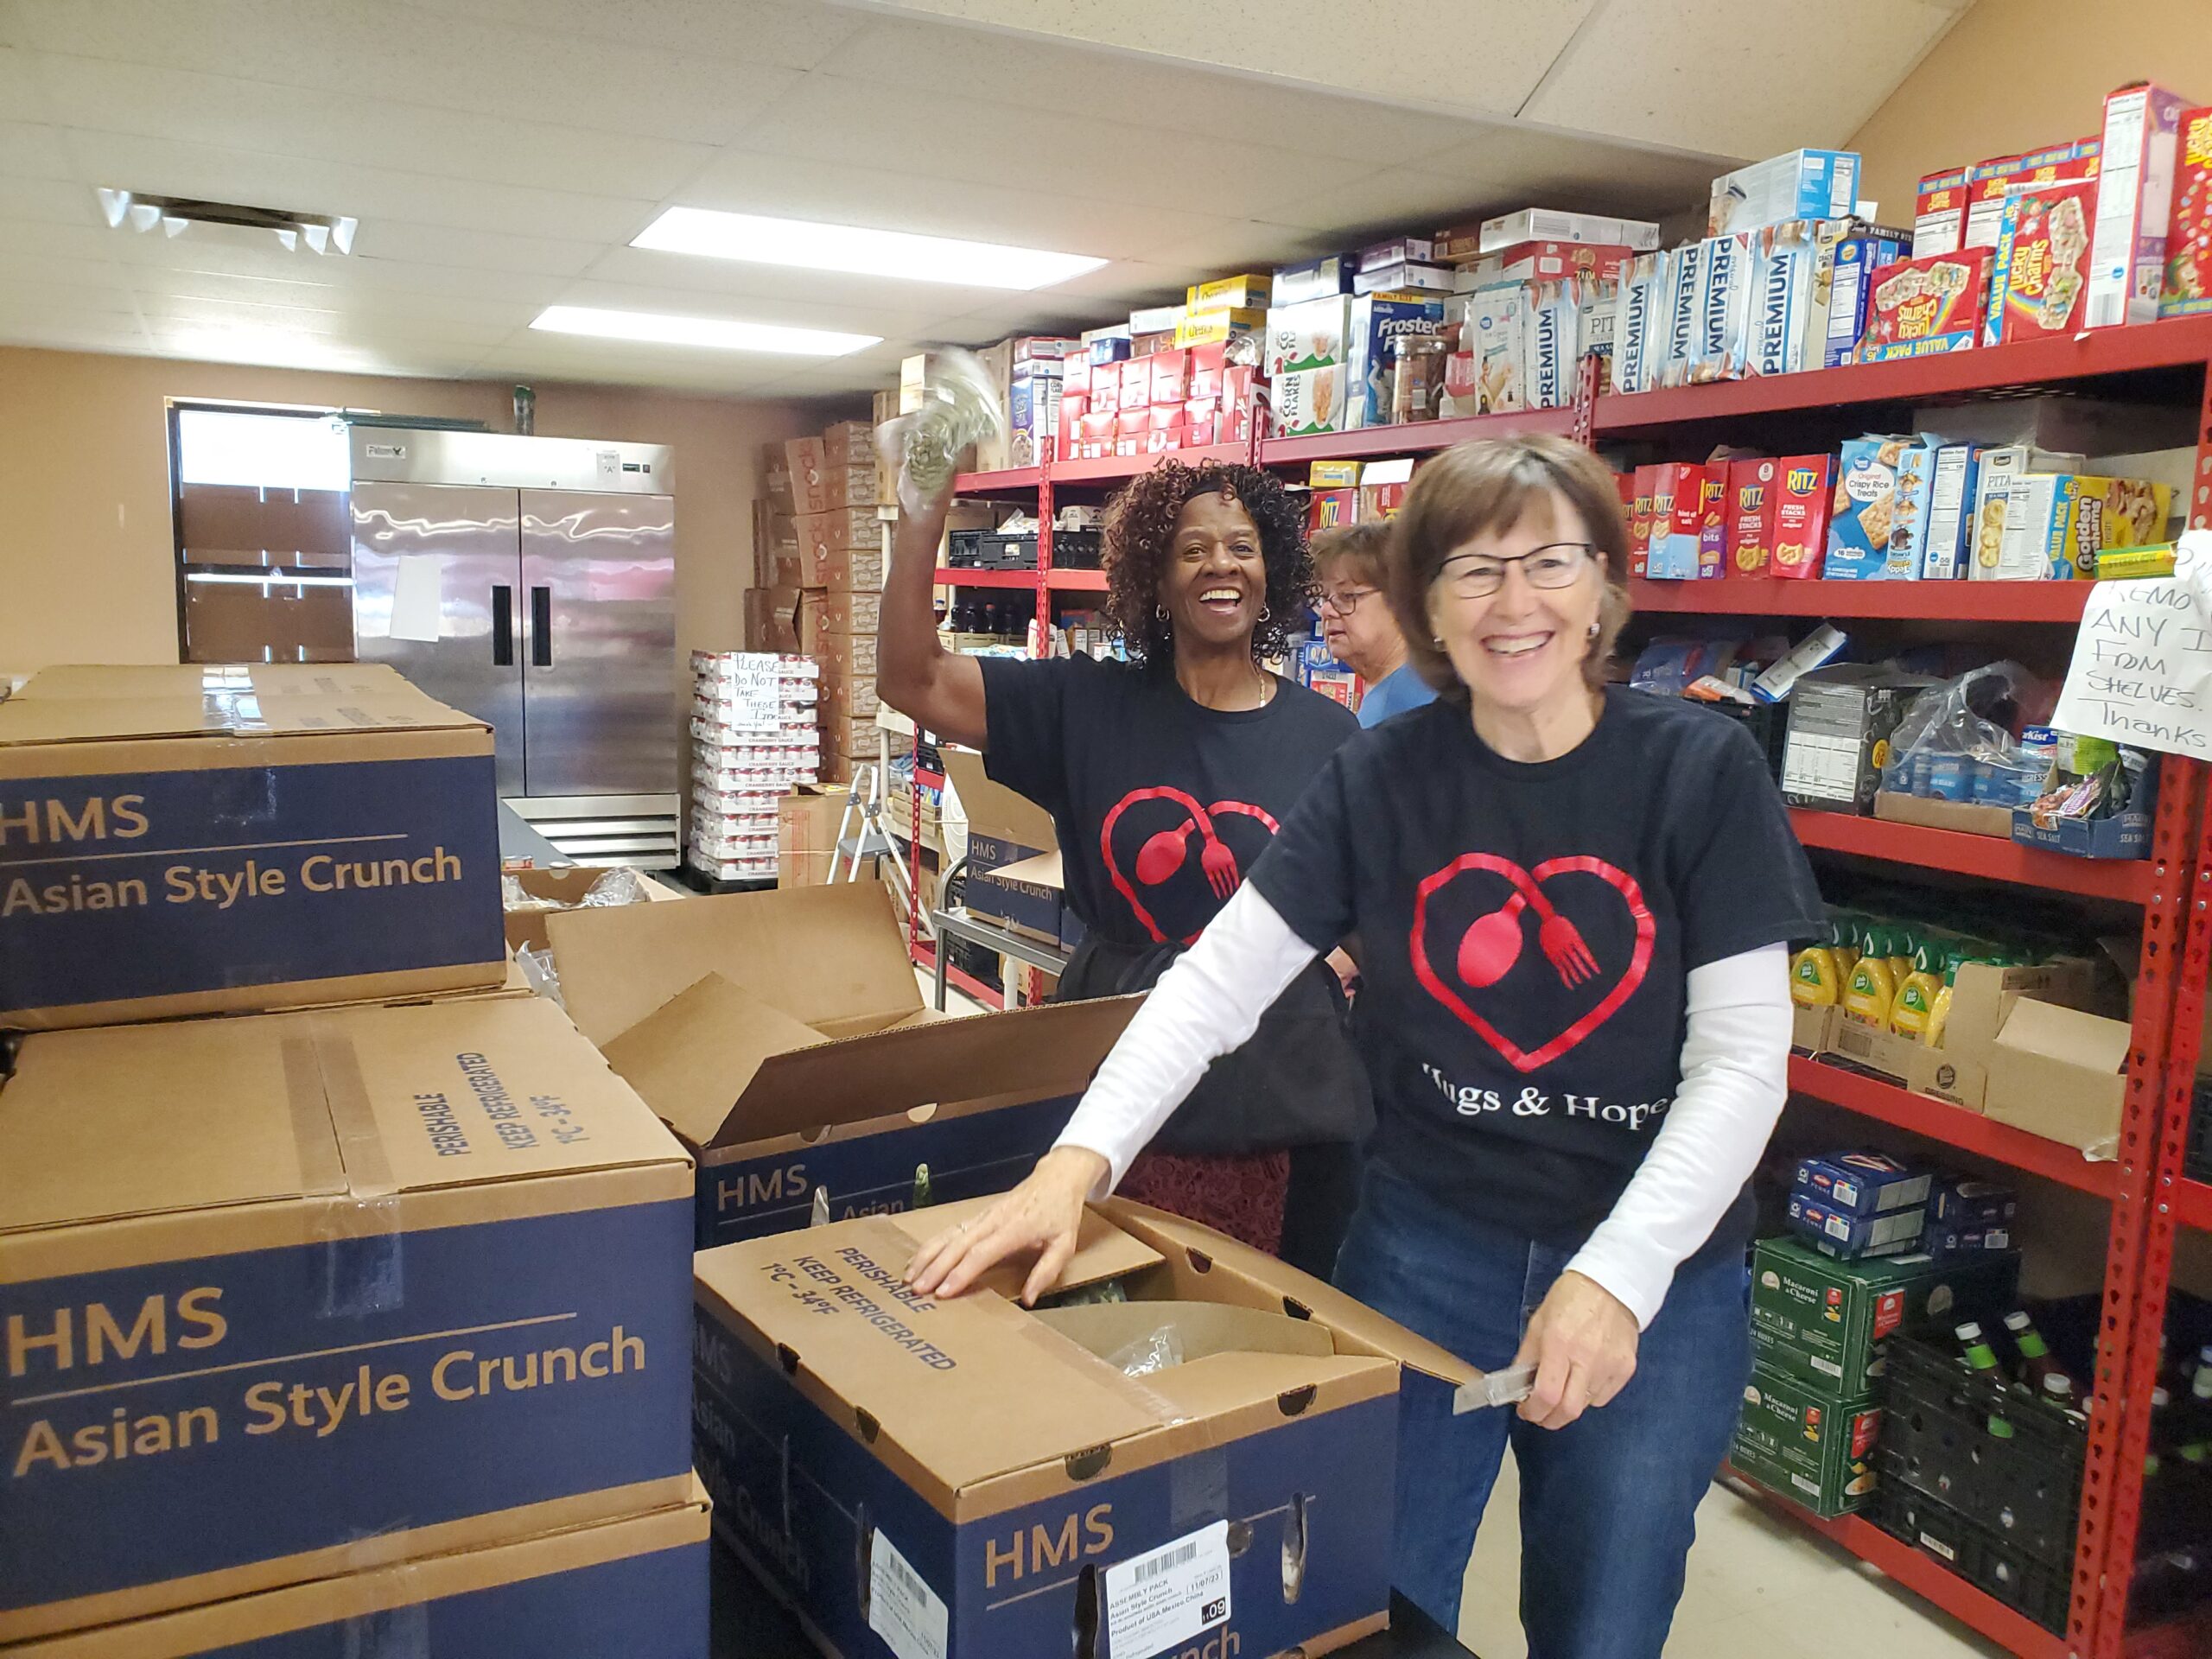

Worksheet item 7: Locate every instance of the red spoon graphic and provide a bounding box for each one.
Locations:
[1131,801,1241,900]
[1456,875,1601,990]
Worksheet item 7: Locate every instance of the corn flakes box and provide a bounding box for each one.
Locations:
[2162,105,2212,318]
[1988,179,2095,342]
[1856,250,1992,361]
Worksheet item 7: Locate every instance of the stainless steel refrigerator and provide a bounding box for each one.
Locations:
[349,427,680,868]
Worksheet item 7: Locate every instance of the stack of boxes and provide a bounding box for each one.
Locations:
[688,651,823,886]
[0,662,707,1653]
[1058,307,1257,461]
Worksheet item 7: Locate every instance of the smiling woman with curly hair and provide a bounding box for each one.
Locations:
[876,447,1370,1274]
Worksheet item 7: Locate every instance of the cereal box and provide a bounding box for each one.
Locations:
[1729,459,1777,575]
[1710,149,1862,237]
[1772,456,1834,578]
[1273,254,1356,305]
[1961,143,2100,251]
[1822,228,1909,366]
[1827,435,1940,581]
[1923,443,1981,579]
[1465,283,1529,414]
[1346,295,1446,428]
[1749,220,1821,376]
[2010,474,2175,578]
[1967,444,2087,579]
[1988,179,2096,342]
[1357,234,1434,270]
[1611,250,1669,393]
[2160,105,2212,317]
[1527,276,1583,409]
[1691,232,1756,382]
[1855,250,1992,360]
[1272,364,1346,436]
[1648,462,1722,581]
[1660,240,1705,388]
[1914,165,1972,257]
[1477,208,1661,254]
[1261,295,1353,378]
[1456,240,1636,286]
[2088,83,2191,327]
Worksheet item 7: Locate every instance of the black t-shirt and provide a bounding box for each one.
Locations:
[980,655,1360,947]
[1249,688,1825,1250]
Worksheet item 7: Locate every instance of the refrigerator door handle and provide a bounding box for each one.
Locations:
[530,585,553,667]
[492,583,514,666]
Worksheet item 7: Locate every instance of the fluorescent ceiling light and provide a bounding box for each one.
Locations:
[531,305,878,357]
[632,207,1104,290]
[186,571,355,587]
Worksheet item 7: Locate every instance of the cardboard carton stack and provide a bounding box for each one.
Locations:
[689,651,821,886]
[0,663,708,1654]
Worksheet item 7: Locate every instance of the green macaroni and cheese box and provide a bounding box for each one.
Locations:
[1732,1363,1881,1519]
[1750,1236,2019,1397]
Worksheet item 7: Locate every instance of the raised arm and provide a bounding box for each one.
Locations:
[874,468,989,752]
[904,883,1320,1303]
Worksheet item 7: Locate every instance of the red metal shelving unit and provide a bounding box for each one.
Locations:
[1787,1055,2122,1201]
[931,566,1038,588]
[1630,577,2094,624]
[1045,568,1108,591]
[1787,808,2154,903]
[2173,1179,2212,1233]
[1262,404,1579,465]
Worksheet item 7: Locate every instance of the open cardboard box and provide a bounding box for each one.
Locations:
[690,1197,1480,1659]
[1819,957,2101,1111]
[1984,997,2131,1155]
[1872,790,2014,840]
[940,748,1077,949]
[548,883,1140,1248]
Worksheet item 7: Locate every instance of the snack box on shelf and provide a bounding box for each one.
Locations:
[1789,1189,1929,1260]
[1732,1364,1880,1519]
[1477,207,1661,254]
[2005,472,2172,580]
[2010,750,2157,859]
[1827,435,1942,581]
[1915,164,1974,257]
[1273,253,1357,305]
[1710,149,1861,237]
[2160,105,2212,317]
[1751,1235,2021,1399]
[1855,249,1992,360]
[1794,1151,1932,1217]
[1822,227,1910,367]
[2088,81,2191,327]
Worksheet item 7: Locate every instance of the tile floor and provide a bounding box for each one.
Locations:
[1456,1453,2010,1657]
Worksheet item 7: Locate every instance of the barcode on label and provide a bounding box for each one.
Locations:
[884,1549,927,1598]
[1135,1540,1200,1584]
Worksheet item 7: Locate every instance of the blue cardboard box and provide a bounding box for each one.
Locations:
[549,883,1141,1249]
[0,995,696,1643]
[0,663,505,1032]
[1827,435,1942,580]
[35,1480,711,1657]
[693,1200,1474,1659]
[943,748,1069,948]
[2011,758,2157,860]
[1794,1151,1933,1217]
[1789,1190,1928,1260]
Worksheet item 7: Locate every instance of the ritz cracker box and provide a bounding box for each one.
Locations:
[13,1484,713,1658]
[0,664,505,1032]
[0,995,696,1643]
[692,1198,1482,1659]
[547,882,1141,1249]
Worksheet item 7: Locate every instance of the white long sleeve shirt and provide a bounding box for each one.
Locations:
[1053,883,1793,1330]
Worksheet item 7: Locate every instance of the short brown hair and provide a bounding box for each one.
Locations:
[1310,520,1392,591]
[1386,435,1633,699]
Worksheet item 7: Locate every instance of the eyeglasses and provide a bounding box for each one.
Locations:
[1316,585,1380,616]
[1433,543,1596,600]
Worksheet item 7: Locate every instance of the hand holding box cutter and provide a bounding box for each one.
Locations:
[1452,1363,1536,1413]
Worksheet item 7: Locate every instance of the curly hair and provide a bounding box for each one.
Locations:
[1101,460,1310,667]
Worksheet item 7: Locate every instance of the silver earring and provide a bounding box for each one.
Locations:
[1587,620,1600,639]
[1260,604,1271,621]
[1156,604,1169,620]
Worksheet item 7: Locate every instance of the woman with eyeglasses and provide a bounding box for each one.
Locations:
[876,452,1371,1278]
[910,435,1821,1659]
[1313,520,1435,728]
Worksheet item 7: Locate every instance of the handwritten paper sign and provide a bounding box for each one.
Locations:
[2053,533,2212,757]
[705,657,785,734]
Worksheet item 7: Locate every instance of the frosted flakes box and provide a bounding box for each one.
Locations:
[1855,250,1991,360]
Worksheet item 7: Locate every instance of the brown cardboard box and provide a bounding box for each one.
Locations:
[795,590,829,656]
[784,435,829,515]
[15,1481,711,1657]
[0,995,696,1641]
[1820,958,2100,1110]
[942,749,1067,946]
[820,588,880,636]
[817,626,878,683]
[742,587,799,653]
[1872,791,2014,840]
[819,674,880,725]
[0,664,505,1031]
[690,1198,1476,1659]
[760,441,793,513]
[822,419,874,468]
[1985,999,2131,1152]
[821,461,880,512]
[501,865,681,955]
[798,505,878,556]
[822,544,886,593]
[1792,1003,1833,1054]
[546,883,1141,1249]
[776,785,843,887]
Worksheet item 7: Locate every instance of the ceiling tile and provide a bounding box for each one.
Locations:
[1413,122,1732,219]
[0,45,43,111]
[1251,168,1500,237]
[0,250,128,291]
[469,337,811,393]
[0,277,141,319]
[330,219,605,277]
[0,175,98,224]
[1519,0,1963,159]
[29,57,717,201]
[8,0,804,146]
[404,0,868,72]
[125,268,537,330]
[0,120,69,180]
[131,292,518,350]
[1137,219,1346,272]
[106,233,574,303]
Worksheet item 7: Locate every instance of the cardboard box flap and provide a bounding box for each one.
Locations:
[17,664,414,701]
[888,1196,1163,1301]
[989,849,1065,893]
[682,992,1141,1151]
[941,748,1057,850]
[1126,1350,1395,1425]
[0,689,482,747]
[1994,998,2131,1075]
[0,997,690,1237]
[599,971,828,1147]
[550,883,918,1049]
[695,1219,1166,1493]
[1034,1300,1339,1364]
[1099,1199,1481,1391]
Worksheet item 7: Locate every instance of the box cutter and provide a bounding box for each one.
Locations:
[1453,1363,1536,1413]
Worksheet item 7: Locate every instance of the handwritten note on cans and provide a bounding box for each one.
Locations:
[2053,532,2212,757]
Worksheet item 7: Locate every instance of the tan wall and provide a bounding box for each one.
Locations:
[0,345,826,677]
[1850,0,2212,230]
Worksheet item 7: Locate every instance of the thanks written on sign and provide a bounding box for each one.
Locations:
[2053,533,2212,758]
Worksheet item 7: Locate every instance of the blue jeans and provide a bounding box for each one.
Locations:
[1332,1162,1751,1659]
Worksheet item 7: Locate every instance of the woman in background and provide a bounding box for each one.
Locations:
[1313,519,1436,728]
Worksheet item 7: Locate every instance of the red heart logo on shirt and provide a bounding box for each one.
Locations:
[1101,785,1280,945]
[1409,853,1656,1073]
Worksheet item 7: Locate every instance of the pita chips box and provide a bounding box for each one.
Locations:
[0,664,504,1033]
[8,1482,711,1658]
[548,883,1141,1249]
[693,1198,1483,1659]
[0,995,696,1643]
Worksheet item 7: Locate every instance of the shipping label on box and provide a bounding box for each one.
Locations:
[0,665,505,1031]
[2161,106,2212,316]
[1732,1365,1880,1519]
[1989,179,2095,341]
[1773,456,1834,577]
[0,996,696,1641]
[1856,250,1991,360]
[1749,1236,2019,1398]
[2089,82,2190,327]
